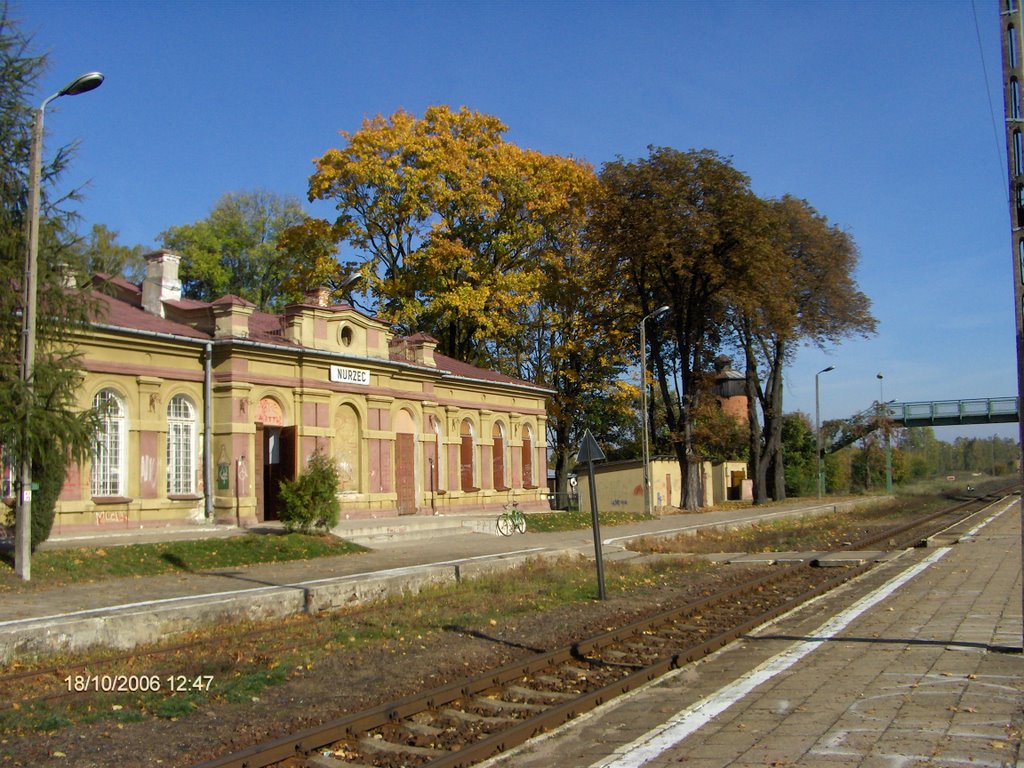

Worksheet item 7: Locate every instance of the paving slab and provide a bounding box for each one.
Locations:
[482,496,1023,768]
[814,550,887,566]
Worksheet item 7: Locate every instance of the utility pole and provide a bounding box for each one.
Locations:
[998,0,1024,648]
[16,72,104,580]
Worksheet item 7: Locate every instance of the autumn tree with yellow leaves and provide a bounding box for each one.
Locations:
[290,107,543,364]
[286,106,636,495]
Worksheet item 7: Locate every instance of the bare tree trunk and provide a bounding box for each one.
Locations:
[762,338,787,501]
[553,439,572,510]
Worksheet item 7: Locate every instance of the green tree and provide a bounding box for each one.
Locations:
[780,412,816,497]
[899,426,942,480]
[278,452,341,534]
[74,222,147,283]
[160,189,306,310]
[691,394,749,465]
[485,155,635,504]
[0,6,102,553]
[591,147,771,509]
[733,196,875,504]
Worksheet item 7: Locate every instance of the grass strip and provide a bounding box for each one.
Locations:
[627,495,949,554]
[0,533,365,591]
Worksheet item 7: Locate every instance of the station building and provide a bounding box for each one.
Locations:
[38,250,551,534]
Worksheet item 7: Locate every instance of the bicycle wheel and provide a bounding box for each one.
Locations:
[513,512,526,534]
[496,514,514,536]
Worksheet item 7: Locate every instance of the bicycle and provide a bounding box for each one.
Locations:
[496,500,526,536]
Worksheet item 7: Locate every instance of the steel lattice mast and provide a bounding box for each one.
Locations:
[998,0,1024,648]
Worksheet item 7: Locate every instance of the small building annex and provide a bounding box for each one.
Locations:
[35,251,551,534]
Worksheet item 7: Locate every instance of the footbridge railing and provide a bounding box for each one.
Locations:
[881,397,1018,427]
[825,397,1018,455]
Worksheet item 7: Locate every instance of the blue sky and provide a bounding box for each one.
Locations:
[17,0,1019,440]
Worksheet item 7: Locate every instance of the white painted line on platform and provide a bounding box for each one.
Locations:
[0,547,547,629]
[588,498,1017,768]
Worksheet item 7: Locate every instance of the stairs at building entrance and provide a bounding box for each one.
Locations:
[333,514,495,546]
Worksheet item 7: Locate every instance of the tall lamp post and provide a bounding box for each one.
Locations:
[877,372,893,494]
[815,365,835,498]
[15,71,104,581]
[640,305,670,517]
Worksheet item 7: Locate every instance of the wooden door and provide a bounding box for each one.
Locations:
[395,433,416,515]
[492,435,505,490]
[460,435,474,491]
[255,425,265,522]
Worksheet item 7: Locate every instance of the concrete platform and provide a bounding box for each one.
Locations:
[813,550,890,566]
[481,496,1024,768]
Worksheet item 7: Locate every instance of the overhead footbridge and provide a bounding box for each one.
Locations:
[882,397,1018,427]
[826,397,1018,454]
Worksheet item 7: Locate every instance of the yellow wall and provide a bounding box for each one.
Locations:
[53,306,550,533]
[577,458,750,513]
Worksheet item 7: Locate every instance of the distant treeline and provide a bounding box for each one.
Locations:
[781,418,1018,496]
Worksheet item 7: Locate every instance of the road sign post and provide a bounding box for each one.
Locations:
[577,429,607,601]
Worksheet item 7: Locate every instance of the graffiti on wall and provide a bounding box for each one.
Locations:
[94,509,129,526]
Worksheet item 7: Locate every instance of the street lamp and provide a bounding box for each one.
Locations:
[640,305,670,517]
[15,71,104,581]
[876,372,893,494]
[815,365,835,498]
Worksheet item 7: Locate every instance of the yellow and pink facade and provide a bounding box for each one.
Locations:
[45,251,551,534]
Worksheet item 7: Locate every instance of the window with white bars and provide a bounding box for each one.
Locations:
[166,395,196,495]
[92,389,126,497]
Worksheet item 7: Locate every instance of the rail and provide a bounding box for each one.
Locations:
[191,488,1017,768]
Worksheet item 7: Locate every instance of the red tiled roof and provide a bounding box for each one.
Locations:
[92,273,141,295]
[87,283,546,390]
[90,290,209,339]
[247,311,296,345]
[164,297,213,310]
[211,294,255,308]
[433,352,547,390]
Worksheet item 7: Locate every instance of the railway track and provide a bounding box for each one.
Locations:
[193,486,1016,768]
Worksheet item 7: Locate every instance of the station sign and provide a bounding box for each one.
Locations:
[330,365,371,386]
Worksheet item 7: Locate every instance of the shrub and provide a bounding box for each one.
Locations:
[2,456,66,551]
[31,457,66,551]
[278,451,341,533]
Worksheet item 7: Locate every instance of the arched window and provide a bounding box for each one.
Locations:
[334,404,361,493]
[1010,25,1019,69]
[460,419,475,491]
[492,422,507,490]
[429,415,444,492]
[92,389,127,497]
[167,395,196,495]
[1013,78,1022,121]
[521,424,535,488]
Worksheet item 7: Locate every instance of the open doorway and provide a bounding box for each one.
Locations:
[254,397,295,522]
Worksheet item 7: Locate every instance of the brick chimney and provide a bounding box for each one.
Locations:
[141,250,182,317]
[390,332,438,368]
[304,286,331,307]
